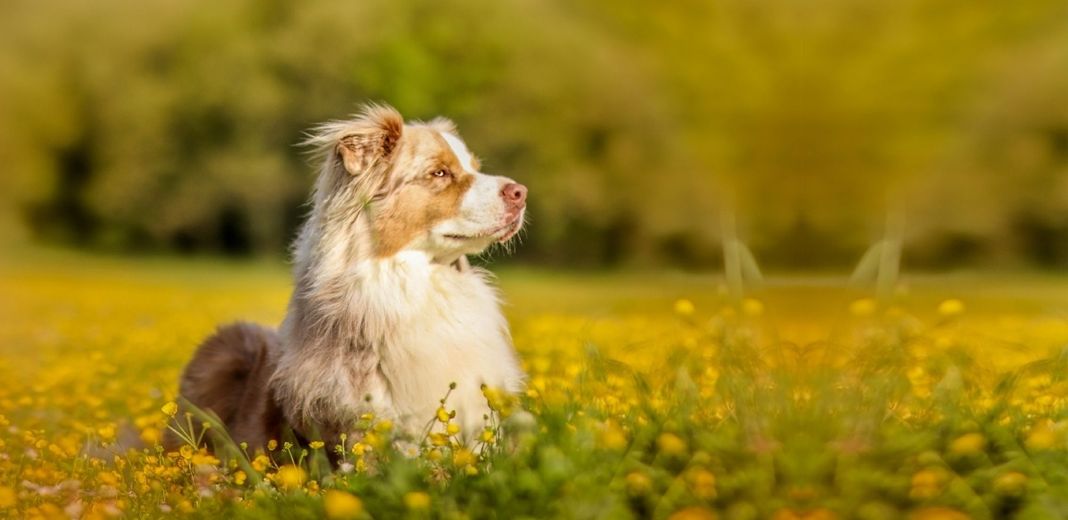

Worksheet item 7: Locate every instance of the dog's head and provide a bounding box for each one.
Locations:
[308,104,526,263]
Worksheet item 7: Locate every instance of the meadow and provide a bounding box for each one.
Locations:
[1,250,1068,519]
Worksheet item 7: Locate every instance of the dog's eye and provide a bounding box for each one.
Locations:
[431,169,450,178]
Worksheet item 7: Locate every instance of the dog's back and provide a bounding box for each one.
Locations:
[165,322,284,451]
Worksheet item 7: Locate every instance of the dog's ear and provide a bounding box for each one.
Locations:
[337,105,404,175]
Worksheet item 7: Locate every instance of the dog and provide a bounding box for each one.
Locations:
[168,104,527,454]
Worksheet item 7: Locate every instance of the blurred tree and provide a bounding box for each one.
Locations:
[0,0,678,263]
[912,25,1068,267]
[579,0,1068,269]
[1,0,1066,268]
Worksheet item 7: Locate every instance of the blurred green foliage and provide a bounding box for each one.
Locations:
[1,0,1066,268]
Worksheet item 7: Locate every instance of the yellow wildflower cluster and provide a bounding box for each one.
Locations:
[1,255,1067,518]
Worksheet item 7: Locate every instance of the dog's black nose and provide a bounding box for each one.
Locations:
[501,182,527,208]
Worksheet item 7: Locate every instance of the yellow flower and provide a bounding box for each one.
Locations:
[993,471,1028,496]
[910,468,945,500]
[139,427,161,446]
[1025,422,1058,451]
[668,506,718,520]
[374,420,393,433]
[363,432,383,449]
[481,384,515,416]
[446,422,461,436]
[404,491,431,511]
[97,424,116,442]
[98,471,121,486]
[324,490,363,519]
[598,422,628,451]
[688,468,717,500]
[191,451,220,466]
[452,448,476,467]
[275,465,307,490]
[937,299,964,317]
[0,485,17,508]
[742,298,764,317]
[657,432,688,457]
[430,433,450,447]
[267,439,278,451]
[309,441,325,449]
[233,470,247,486]
[480,428,496,444]
[161,402,178,417]
[674,299,695,316]
[849,298,877,317]
[177,500,195,513]
[908,507,970,520]
[252,454,271,472]
[790,508,836,520]
[625,471,652,496]
[436,407,452,423]
[179,445,194,460]
[947,433,985,456]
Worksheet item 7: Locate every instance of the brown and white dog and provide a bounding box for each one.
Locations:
[170,104,526,452]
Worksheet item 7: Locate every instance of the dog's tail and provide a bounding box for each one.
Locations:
[164,322,282,452]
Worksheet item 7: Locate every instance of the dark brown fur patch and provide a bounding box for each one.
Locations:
[166,322,284,453]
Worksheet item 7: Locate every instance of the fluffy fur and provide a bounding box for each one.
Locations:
[170,104,527,452]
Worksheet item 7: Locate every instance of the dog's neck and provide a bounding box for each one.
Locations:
[292,219,470,330]
[275,216,520,439]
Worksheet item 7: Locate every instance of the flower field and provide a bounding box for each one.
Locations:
[1,251,1068,519]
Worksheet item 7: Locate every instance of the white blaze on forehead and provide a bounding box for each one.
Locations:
[427,130,509,251]
[440,131,476,172]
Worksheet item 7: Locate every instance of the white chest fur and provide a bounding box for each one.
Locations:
[355,252,524,436]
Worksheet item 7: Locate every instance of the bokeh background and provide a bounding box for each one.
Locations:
[2,0,1067,270]
[3,4,1068,517]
